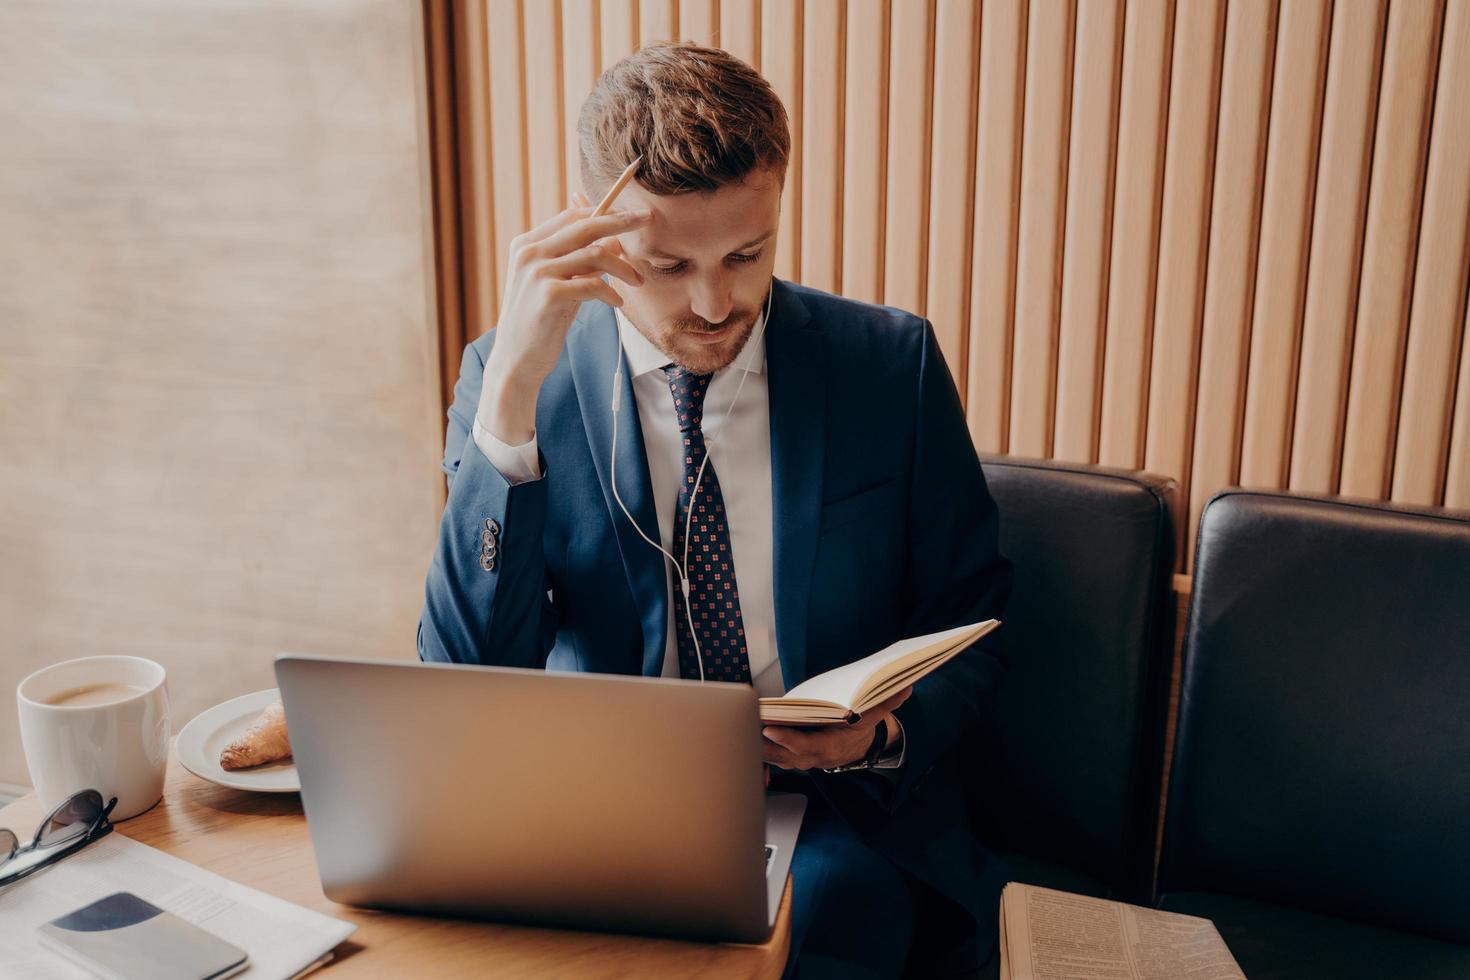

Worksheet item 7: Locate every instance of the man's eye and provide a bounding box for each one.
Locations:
[649,249,761,276]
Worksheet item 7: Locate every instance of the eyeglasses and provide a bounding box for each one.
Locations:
[0,789,117,888]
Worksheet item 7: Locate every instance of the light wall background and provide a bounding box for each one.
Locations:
[0,0,445,787]
[433,0,1470,565]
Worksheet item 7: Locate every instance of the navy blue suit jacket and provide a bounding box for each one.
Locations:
[419,279,1012,957]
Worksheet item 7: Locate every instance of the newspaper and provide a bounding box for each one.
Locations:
[999,883,1245,980]
[0,832,354,979]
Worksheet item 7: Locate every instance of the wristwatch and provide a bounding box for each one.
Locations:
[820,719,890,774]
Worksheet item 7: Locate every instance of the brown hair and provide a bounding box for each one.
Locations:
[577,42,790,197]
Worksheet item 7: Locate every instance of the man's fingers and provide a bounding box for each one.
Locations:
[553,276,623,309]
[541,244,645,287]
[513,206,591,255]
[537,208,653,257]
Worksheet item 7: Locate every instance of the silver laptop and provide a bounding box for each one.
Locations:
[274,655,805,944]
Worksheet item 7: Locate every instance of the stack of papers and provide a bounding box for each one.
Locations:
[0,832,354,979]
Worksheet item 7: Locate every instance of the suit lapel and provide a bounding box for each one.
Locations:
[765,280,823,689]
[567,305,669,676]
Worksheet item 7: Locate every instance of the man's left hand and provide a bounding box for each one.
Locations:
[762,687,912,770]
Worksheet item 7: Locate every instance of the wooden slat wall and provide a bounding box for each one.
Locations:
[434,0,1470,566]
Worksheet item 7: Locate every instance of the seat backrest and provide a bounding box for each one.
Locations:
[973,455,1178,901]
[1159,490,1470,945]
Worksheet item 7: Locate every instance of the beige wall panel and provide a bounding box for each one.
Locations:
[641,0,678,45]
[488,0,531,293]
[924,0,983,383]
[1392,0,1470,505]
[721,0,762,67]
[681,0,718,44]
[452,0,498,332]
[1008,0,1076,457]
[801,1,846,294]
[1339,0,1444,499]
[762,0,803,282]
[1053,0,1123,464]
[1447,297,1470,508]
[1289,0,1385,494]
[601,0,640,66]
[1143,0,1224,506]
[881,0,937,316]
[525,1,568,224]
[562,0,601,202]
[0,0,443,786]
[965,0,1027,453]
[1098,0,1173,469]
[841,0,890,304]
[1185,0,1276,560]
[1239,0,1330,489]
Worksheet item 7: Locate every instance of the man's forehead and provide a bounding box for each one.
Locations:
[616,173,781,255]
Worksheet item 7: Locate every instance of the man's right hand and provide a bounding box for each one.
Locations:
[477,203,652,445]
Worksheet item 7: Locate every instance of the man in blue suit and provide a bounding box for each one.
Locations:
[418,42,1011,978]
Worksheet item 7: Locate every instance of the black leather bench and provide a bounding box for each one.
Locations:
[1157,490,1470,978]
[971,456,1178,904]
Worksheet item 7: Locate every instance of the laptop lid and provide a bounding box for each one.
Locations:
[275,655,773,943]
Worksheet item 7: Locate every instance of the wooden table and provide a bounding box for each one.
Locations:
[0,747,791,978]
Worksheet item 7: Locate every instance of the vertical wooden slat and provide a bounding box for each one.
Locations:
[524,1,566,224]
[1339,0,1444,499]
[640,0,678,45]
[453,0,497,332]
[1097,0,1174,469]
[426,0,466,411]
[881,0,937,316]
[1185,0,1276,560]
[923,0,982,388]
[800,1,844,294]
[561,0,601,203]
[840,0,889,304]
[600,0,639,66]
[965,0,1027,453]
[762,0,802,282]
[1142,0,1224,522]
[1392,0,1470,505]
[719,0,760,67]
[1447,296,1470,508]
[680,0,718,45]
[487,0,529,303]
[1053,0,1123,463]
[1008,0,1076,457]
[1289,0,1386,494]
[1238,0,1331,489]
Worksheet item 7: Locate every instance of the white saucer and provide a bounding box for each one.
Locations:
[176,688,300,793]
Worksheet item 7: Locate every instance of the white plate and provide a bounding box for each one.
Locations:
[176,688,299,793]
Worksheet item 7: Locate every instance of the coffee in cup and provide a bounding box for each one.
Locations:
[17,656,170,821]
[44,683,148,708]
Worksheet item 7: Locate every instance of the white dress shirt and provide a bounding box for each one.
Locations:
[475,309,783,695]
[470,309,904,766]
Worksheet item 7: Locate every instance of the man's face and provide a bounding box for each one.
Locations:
[604,169,782,375]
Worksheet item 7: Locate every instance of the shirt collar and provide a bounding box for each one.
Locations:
[614,307,767,378]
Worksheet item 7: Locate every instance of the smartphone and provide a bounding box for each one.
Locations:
[37,891,248,980]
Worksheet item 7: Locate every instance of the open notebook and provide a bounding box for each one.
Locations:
[759,620,1000,725]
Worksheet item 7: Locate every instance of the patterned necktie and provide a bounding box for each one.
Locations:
[662,365,752,684]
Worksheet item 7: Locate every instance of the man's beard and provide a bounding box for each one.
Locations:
[659,307,760,375]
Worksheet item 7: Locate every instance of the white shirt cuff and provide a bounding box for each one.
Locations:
[472,416,542,485]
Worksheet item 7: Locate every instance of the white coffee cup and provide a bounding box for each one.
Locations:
[17,656,170,821]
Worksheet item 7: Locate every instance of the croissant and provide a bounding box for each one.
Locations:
[219,699,292,770]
